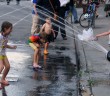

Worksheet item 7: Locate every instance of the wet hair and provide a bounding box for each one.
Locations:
[1,21,13,32]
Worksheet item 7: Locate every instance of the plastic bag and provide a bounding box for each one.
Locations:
[78,28,94,41]
[59,0,70,7]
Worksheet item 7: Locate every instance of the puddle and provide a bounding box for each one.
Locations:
[54,46,69,50]
[2,42,76,96]
[26,54,76,96]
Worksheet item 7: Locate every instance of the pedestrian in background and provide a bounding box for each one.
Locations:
[82,0,88,13]
[104,0,110,17]
[6,0,11,5]
[65,0,79,24]
[92,0,100,18]
[57,0,69,40]
[31,0,40,35]
[16,0,20,5]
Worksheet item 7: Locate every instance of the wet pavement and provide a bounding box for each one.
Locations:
[0,43,76,96]
[0,1,77,96]
[76,3,110,96]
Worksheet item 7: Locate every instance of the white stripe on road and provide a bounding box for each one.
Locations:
[10,15,32,23]
[0,6,26,18]
[13,13,31,26]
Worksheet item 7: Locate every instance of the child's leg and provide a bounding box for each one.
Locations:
[44,42,49,50]
[33,48,39,66]
[29,43,41,68]
[0,59,4,89]
[0,59,4,74]
[33,49,41,68]
[44,42,49,54]
[33,43,41,68]
[44,42,49,51]
[1,56,10,85]
[36,49,41,64]
[106,11,108,17]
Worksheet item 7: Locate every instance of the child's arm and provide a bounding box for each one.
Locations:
[40,24,46,33]
[6,45,17,49]
[51,29,55,38]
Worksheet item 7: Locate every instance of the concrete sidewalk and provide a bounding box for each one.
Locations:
[76,4,110,96]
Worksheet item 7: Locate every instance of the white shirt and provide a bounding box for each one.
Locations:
[0,33,8,55]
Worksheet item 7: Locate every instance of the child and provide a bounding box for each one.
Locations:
[0,21,17,89]
[6,0,11,5]
[40,18,55,55]
[28,30,43,70]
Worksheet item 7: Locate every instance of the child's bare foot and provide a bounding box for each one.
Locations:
[33,64,42,70]
[0,80,9,86]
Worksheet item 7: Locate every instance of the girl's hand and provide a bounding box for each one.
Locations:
[54,13,58,20]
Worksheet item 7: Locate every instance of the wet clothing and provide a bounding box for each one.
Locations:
[28,35,41,44]
[40,32,54,43]
[28,34,41,50]
[0,33,8,56]
[29,43,37,50]
[44,33,54,43]
[0,55,6,60]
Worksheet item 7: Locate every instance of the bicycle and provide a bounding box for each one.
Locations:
[79,2,96,28]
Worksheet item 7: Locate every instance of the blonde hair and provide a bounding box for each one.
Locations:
[45,17,51,21]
